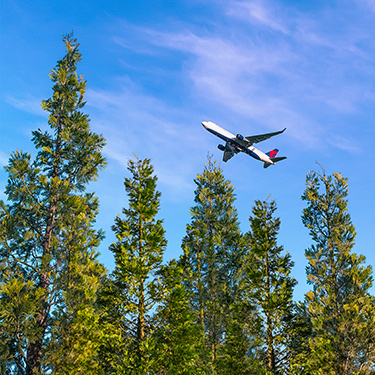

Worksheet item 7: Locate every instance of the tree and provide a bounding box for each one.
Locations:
[300,168,375,374]
[152,259,205,374]
[243,199,296,374]
[0,33,107,374]
[286,301,313,375]
[109,157,167,374]
[182,158,243,373]
[215,296,262,375]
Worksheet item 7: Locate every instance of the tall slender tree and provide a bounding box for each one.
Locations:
[182,158,243,373]
[109,157,167,374]
[287,301,313,375]
[215,295,262,375]
[0,33,107,374]
[243,199,296,374]
[300,168,375,374]
[152,259,205,374]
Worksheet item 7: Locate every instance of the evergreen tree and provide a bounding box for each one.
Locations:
[109,157,167,374]
[300,168,375,374]
[152,259,205,374]
[215,297,262,375]
[286,301,313,375]
[243,199,296,374]
[0,34,107,374]
[95,273,130,375]
[182,158,243,373]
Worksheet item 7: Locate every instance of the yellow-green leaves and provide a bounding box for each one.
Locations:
[0,33,107,374]
[108,157,166,373]
[300,168,375,373]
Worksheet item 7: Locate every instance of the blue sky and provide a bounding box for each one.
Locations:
[1,0,374,299]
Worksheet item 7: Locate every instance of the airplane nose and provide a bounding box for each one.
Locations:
[202,121,209,128]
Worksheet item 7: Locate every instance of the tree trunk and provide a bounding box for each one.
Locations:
[26,272,49,375]
[26,205,55,374]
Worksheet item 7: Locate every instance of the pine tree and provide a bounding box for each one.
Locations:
[286,301,313,375]
[215,297,262,375]
[182,158,243,373]
[109,157,167,374]
[95,276,126,375]
[152,259,205,374]
[300,168,375,374]
[243,199,296,374]
[0,33,107,374]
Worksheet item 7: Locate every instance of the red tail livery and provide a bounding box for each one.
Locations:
[266,148,279,159]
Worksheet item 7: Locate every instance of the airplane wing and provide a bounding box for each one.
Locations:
[245,127,286,144]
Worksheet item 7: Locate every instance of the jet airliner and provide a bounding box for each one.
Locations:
[202,121,287,168]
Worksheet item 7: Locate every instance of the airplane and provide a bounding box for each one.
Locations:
[202,121,287,168]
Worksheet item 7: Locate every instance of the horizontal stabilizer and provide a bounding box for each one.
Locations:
[263,156,287,169]
[272,156,287,163]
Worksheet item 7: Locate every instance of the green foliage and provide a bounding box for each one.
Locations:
[243,199,296,374]
[0,274,44,373]
[216,300,263,375]
[300,168,375,373]
[287,301,313,374]
[1,30,374,375]
[0,33,107,374]
[45,249,108,375]
[152,259,205,374]
[182,158,243,373]
[109,157,167,374]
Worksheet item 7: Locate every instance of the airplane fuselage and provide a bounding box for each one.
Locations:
[202,121,276,165]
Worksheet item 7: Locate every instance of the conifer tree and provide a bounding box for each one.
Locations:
[152,259,205,374]
[109,157,167,374]
[215,297,261,375]
[0,33,107,374]
[182,158,243,373]
[300,168,375,374]
[287,301,313,375]
[243,199,296,374]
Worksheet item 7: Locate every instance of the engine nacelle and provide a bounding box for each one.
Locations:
[218,144,226,151]
[236,134,244,141]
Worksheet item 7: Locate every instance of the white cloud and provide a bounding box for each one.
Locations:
[86,83,205,197]
[226,0,289,34]
[137,2,372,149]
[97,0,374,185]
[135,27,321,146]
[327,135,360,153]
[6,95,46,117]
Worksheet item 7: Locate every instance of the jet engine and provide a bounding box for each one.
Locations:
[236,134,244,141]
[218,144,226,151]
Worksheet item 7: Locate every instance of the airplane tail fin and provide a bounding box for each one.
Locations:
[263,156,287,169]
[266,148,279,159]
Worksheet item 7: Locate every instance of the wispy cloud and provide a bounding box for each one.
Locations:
[89,0,374,197]
[86,83,203,196]
[327,135,361,153]
[126,26,321,146]
[6,95,46,117]
[117,0,373,150]
[226,0,289,34]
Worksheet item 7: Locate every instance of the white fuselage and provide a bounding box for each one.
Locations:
[202,121,275,164]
